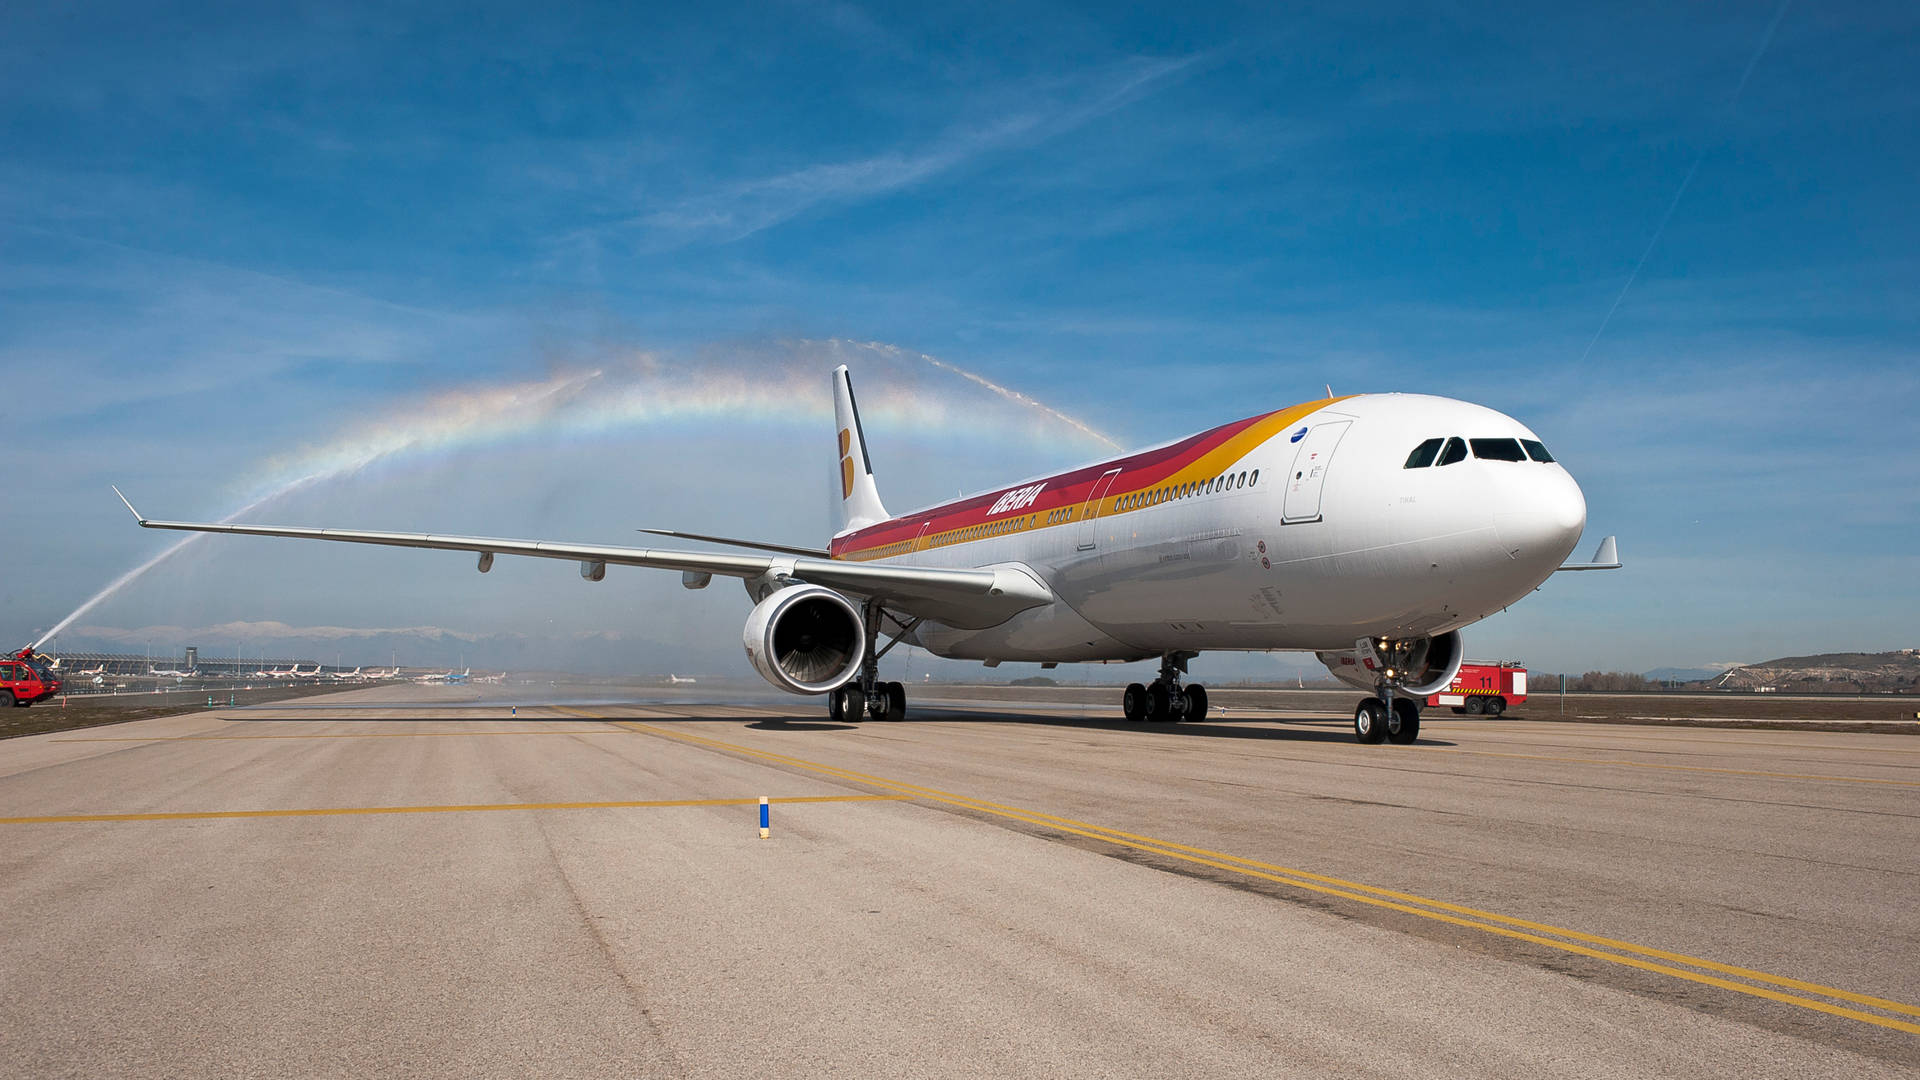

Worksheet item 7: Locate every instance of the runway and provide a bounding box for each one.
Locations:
[3,684,1916,1078]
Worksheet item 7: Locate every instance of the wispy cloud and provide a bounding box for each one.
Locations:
[615,55,1203,246]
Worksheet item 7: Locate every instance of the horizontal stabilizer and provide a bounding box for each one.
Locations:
[1556,535,1622,572]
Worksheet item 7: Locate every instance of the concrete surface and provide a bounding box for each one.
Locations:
[2,683,1915,1078]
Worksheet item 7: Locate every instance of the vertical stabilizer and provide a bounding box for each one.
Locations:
[831,365,890,535]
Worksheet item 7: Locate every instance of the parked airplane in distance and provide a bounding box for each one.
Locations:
[119,366,1618,743]
[666,674,697,685]
[415,668,471,684]
[148,663,195,679]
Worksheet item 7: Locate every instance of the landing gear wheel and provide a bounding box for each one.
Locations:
[883,681,907,722]
[1182,683,1208,722]
[1486,696,1506,716]
[1464,696,1486,716]
[826,686,847,723]
[1354,697,1387,744]
[832,684,865,723]
[1122,683,1149,722]
[1387,698,1421,744]
[1148,682,1173,723]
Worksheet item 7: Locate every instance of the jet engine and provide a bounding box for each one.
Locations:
[741,584,865,695]
[1316,630,1464,697]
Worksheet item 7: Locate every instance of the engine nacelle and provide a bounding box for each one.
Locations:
[741,584,865,695]
[1316,630,1464,697]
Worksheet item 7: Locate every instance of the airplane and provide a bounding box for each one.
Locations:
[327,667,363,681]
[114,366,1618,744]
[148,663,195,679]
[666,674,697,685]
[74,663,107,678]
[414,668,470,684]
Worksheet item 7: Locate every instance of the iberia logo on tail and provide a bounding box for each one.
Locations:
[840,428,855,499]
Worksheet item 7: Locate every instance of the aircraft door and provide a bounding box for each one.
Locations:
[1282,421,1351,523]
[1077,469,1123,550]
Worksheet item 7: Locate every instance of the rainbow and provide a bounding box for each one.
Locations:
[237,339,1121,506]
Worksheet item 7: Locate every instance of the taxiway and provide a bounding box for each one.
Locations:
[3,684,1915,1077]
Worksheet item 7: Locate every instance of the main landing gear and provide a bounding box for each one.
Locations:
[827,599,917,724]
[1122,652,1208,723]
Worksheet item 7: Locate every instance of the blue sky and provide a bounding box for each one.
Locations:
[3,1,1915,677]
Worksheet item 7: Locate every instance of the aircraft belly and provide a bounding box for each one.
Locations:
[1040,520,1514,652]
[911,601,1146,662]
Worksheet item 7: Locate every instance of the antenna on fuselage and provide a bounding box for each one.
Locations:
[1325,384,1334,399]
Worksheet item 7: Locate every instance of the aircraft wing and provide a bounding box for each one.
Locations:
[115,490,1051,630]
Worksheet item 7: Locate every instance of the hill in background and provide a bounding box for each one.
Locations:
[1700,650,1920,694]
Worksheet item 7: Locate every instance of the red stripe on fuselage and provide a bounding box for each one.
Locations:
[828,410,1272,559]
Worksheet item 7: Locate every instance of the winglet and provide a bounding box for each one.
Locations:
[111,486,148,525]
[1556,535,1622,571]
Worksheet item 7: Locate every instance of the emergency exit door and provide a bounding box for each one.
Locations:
[1282,421,1350,523]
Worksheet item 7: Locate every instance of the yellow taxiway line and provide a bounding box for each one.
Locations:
[0,794,904,825]
[552,706,1920,1036]
[54,729,619,742]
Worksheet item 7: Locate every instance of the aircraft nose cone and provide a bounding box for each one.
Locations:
[1496,469,1587,566]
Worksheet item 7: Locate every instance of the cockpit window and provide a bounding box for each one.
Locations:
[1403,438,1443,469]
[1436,438,1468,466]
[1521,439,1555,463]
[1470,438,1527,462]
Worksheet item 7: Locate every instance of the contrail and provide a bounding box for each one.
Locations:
[1577,0,1794,366]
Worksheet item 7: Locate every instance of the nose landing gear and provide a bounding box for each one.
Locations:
[1351,637,1424,745]
[1354,690,1420,743]
[1122,653,1208,723]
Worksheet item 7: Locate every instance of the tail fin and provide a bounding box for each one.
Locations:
[831,365,890,534]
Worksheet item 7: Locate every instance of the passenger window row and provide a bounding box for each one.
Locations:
[943,514,1031,547]
[1404,437,1554,469]
[1115,469,1258,513]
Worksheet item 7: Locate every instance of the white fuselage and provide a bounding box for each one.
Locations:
[851,394,1585,663]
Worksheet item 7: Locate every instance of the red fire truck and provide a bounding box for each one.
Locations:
[1427,660,1526,715]
[2,647,62,708]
